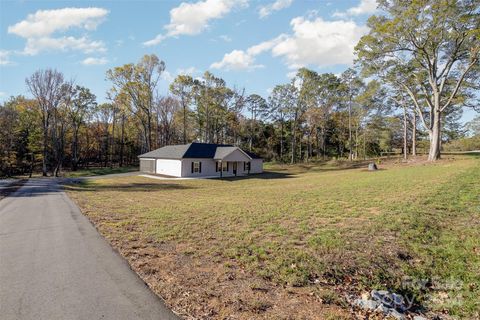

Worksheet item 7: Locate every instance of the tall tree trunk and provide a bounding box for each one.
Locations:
[291,115,297,164]
[29,153,34,178]
[183,101,187,144]
[104,123,110,168]
[428,110,441,161]
[42,124,48,177]
[147,112,152,151]
[111,112,116,168]
[72,126,79,171]
[403,106,408,160]
[120,114,125,167]
[363,130,366,160]
[280,118,284,161]
[322,126,326,160]
[411,111,417,156]
[250,109,254,151]
[348,97,353,161]
[355,126,358,160]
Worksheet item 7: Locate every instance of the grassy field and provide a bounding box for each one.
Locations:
[67,156,480,319]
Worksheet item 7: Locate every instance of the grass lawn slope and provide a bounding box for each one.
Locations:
[66,156,480,319]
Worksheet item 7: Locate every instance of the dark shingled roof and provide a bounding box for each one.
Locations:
[245,151,262,159]
[138,142,262,160]
[137,144,191,159]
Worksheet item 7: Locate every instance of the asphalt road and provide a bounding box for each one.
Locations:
[0,178,179,320]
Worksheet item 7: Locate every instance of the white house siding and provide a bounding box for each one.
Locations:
[145,157,262,178]
[155,159,182,177]
[250,159,263,174]
[180,159,256,177]
[181,159,218,177]
[221,149,251,162]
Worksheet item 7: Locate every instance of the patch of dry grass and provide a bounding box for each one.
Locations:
[67,156,480,319]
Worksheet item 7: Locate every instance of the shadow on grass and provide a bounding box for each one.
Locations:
[65,166,139,178]
[220,161,379,182]
[267,160,375,174]
[64,181,195,193]
[219,171,295,182]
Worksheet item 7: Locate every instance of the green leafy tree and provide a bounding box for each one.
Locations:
[356,0,480,161]
[68,86,97,171]
[170,74,195,144]
[107,54,166,152]
[25,69,66,176]
[245,94,268,151]
[339,68,365,161]
[268,84,293,161]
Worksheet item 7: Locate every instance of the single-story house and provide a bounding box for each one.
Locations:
[138,142,263,178]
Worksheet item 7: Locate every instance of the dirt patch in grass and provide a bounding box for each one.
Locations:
[67,157,480,319]
[74,201,350,319]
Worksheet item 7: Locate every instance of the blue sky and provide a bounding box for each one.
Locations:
[0,0,477,123]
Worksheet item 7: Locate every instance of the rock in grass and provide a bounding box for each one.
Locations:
[354,298,379,310]
[368,163,378,171]
[389,309,406,320]
[375,304,391,314]
[371,290,391,304]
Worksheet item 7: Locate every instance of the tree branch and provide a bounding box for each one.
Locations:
[441,57,478,112]
[401,83,431,131]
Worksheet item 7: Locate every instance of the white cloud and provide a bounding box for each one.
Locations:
[8,7,108,38]
[211,15,368,71]
[219,35,232,42]
[143,34,167,47]
[333,0,377,17]
[211,49,262,71]
[8,7,108,55]
[81,57,108,65]
[210,37,282,71]
[0,50,12,65]
[161,70,174,82]
[286,71,297,79]
[25,36,106,55]
[144,0,248,46]
[177,66,198,75]
[271,16,369,69]
[0,92,6,97]
[258,0,293,18]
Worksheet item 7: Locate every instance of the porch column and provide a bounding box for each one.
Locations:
[220,160,223,178]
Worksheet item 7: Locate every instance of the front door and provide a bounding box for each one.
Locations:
[233,162,237,176]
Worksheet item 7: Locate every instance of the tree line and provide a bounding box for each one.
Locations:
[0,0,478,177]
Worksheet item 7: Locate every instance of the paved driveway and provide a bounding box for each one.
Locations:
[0,178,179,320]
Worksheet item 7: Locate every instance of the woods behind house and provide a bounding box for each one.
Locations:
[1,0,479,177]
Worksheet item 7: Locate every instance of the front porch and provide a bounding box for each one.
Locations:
[213,147,253,177]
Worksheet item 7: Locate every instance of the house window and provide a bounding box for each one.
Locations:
[216,161,228,172]
[244,162,251,171]
[192,161,201,173]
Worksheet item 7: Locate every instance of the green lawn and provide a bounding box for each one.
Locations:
[67,156,480,319]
